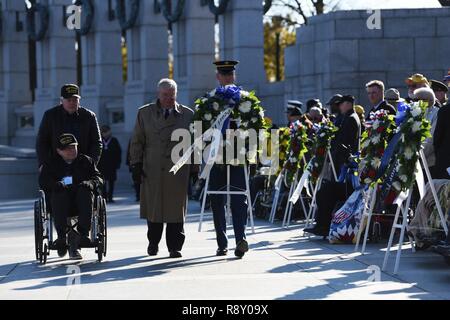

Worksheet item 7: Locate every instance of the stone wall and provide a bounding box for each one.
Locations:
[284,8,450,111]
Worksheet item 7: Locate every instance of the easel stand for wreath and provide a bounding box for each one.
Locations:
[381,149,448,274]
[303,150,338,232]
[281,157,314,228]
[198,164,255,234]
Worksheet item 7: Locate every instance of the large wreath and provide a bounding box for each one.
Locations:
[359,110,395,186]
[116,0,140,31]
[192,85,266,132]
[191,85,267,164]
[26,2,49,42]
[383,101,431,203]
[74,0,95,36]
[277,127,291,174]
[284,120,309,182]
[307,122,338,181]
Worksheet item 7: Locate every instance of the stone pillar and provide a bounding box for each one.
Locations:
[123,1,169,133]
[172,1,216,106]
[0,0,32,145]
[80,0,123,126]
[33,0,78,134]
[219,0,265,88]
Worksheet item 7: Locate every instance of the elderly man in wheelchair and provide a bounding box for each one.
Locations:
[38,133,104,260]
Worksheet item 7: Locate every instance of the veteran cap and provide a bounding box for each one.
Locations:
[430,79,449,93]
[385,88,404,102]
[214,60,239,75]
[57,133,78,150]
[405,73,430,86]
[61,84,81,99]
[335,95,355,104]
[306,99,322,112]
[326,94,343,106]
[286,100,303,116]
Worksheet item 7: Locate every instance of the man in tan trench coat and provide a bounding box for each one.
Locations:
[129,79,194,258]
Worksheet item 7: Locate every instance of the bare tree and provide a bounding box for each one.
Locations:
[269,0,343,26]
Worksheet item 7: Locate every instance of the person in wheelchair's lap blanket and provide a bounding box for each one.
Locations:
[39,133,103,260]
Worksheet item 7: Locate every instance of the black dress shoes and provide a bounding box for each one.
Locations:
[216,249,228,256]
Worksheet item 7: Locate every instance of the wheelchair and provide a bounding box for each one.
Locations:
[34,188,108,265]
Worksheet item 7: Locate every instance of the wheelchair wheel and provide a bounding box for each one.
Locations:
[96,198,107,262]
[34,198,49,264]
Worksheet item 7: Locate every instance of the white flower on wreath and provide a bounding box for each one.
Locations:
[290,157,298,163]
[371,157,381,168]
[371,135,381,144]
[204,113,212,121]
[241,90,250,98]
[202,98,208,104]
[411,121,422,133]
[251,117,258,123]
[209,89,217,97]
[320,132,326,138]
[364,178,372,184]
[239,101,252,113]
[259,110,265,118]
[241,121,249,128]
[404,147,414,160]
[393,181,402,191]
[212,102,220,111]
[399,175,408,183]
[361,140,370,149]
[411,106,422,118]
[194,104,200,111]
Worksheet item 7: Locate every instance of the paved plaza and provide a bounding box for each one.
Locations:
[0,190,449,300]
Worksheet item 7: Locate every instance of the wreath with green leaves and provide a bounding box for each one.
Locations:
[388,101,431,196]
[359,110,396,186]
[284,120,308,182]
[307,122,338,181]
[191,85,267,164]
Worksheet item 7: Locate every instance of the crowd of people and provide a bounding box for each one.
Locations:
[34,66,450,262]
[251,71,450,255]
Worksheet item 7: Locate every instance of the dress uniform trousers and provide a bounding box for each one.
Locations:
[209,165,248,250]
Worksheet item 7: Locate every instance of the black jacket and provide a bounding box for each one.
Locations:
[98,137,122,181]
[331,109,361,174]
[433,103,450,179]
[36,105,102,167]
[39,154,103,192]
[366,101,396,120]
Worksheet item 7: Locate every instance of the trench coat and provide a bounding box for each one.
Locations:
[129,101,194,223]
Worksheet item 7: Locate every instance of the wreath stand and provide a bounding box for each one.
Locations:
[303,150,338,231]
[198,164,255,234]
[282,157,314,228]
[269,169,285,224]
[381,150,448,274]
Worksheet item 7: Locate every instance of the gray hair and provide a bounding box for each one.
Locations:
[414,87,436,106]
[157,78,177,92]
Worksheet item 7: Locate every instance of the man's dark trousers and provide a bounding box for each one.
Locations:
[147,222,185,252]
[51,187,94,239]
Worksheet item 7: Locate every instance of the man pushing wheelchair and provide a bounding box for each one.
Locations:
[39,133,103,260]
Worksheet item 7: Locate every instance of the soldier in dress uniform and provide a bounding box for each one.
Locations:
[208,60,250,258]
